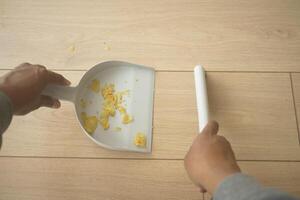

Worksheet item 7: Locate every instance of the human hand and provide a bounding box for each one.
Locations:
[0,63,71,115]
[184,121,241,194]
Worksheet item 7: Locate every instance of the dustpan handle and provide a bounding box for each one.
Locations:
[42,84,77,102]
[194,65,209,133]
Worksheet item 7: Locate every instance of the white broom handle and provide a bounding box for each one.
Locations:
[194,65,209,133]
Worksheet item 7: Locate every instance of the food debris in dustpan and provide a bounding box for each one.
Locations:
[88,79,100,93]
[81,112,98,134]
[99,84,133,129]
[122,113,133,124]
[134,133,147,148]
[81,80,134,134]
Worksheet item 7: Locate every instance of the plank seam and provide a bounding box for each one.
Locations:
[289,73,300,145]
[1,69,300,73]
[0,156,300,162]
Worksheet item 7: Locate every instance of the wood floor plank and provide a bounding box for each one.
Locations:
[1,0,300,71]
[206,72,300,160]
[154,72,300,160]
[0,158,202,200]
[0,71,300,160]
[0,71,299,160]
[157,72,300,160]
[0,158,300,199]
[291,73,300,144]
[239,162,300,197]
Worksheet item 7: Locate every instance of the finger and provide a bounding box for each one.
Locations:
[17,62,32,69]
[201,120,219,137]
[38,95,61,108]
[47,70,71,86]
[34,64,46,70]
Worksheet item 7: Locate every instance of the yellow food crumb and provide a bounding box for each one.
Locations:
[118,106,126,114]
[68,44,76,53]
[89,79,100,93]
[114,127,122,132]
[103,102,116,117]
[81,112,98,134]
[134,133,147,148]
[122,113,133,124]
[101,84,115,99]
[80,99,87,108]
[82,82,133,132]
[103,42,111,51]
[99,84,133,129]
[114,93,123,105]
[99,114,110,130]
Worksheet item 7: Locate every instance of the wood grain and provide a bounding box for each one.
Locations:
[0,158,300,199]
[0,0,300,71]
[1,1,300,198]
[0,157,202,200]
[291,73,300,143]
[0,70,299,160]
[158,72,300,160]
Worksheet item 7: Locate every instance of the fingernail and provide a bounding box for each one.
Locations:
[65,79,71,85]
[53,100,61,108]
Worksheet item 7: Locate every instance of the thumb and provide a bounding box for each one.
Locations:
[200,120,219,137]
[38,95,61,108]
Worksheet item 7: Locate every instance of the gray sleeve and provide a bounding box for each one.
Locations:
[213,173,299,200]
[0,91,13,148]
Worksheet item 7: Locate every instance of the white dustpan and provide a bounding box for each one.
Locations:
[42,61,155,153]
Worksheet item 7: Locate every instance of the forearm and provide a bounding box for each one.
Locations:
[213,173,298,200]
[0,91,13,147]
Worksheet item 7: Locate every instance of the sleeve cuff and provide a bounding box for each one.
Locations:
[213,173,262,200]
[213,173,298,200]
[0,91,13,135]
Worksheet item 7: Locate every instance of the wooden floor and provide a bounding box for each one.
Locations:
[0,0,300,199]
